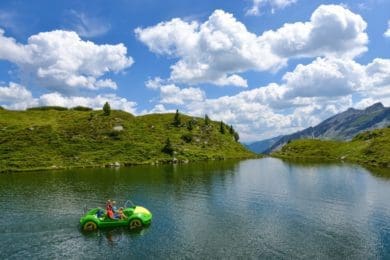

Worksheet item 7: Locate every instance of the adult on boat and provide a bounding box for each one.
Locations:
[106,200,116,219]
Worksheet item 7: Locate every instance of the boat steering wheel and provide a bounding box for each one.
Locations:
[124,200,135,208]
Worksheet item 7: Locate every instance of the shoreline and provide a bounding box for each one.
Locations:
[2,154,388,175]
[0,155,260,173]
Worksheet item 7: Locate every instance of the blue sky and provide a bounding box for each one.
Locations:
[0,0,389,141]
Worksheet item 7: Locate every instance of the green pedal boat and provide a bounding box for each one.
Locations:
[80,200,152,231]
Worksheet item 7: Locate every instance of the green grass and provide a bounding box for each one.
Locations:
[272,127,390,168]
[0,109,254,172]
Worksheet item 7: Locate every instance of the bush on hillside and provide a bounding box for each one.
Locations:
[181,133,193,143]
[107,130,121,140]
[27,106,68,111]
[353,130,382,141]
[71,106,93,111]
[187,120,193,131]
[187,118,198,131]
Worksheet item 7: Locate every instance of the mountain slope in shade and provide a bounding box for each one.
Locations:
[245,136,282,153]
[264,102,390,154]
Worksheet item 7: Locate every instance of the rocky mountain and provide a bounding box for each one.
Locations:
[245,136,282,154]
[262,102,389,154]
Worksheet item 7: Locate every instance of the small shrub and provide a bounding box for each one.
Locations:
[107,130,121,140]
[187,118,197,131]
[27,106,68,111]
[71,106,93,111]
[353,131,380,141]
[363,147,375,155]
[187,120,193,131]
[181,133,193,143]
[88,113,95,121]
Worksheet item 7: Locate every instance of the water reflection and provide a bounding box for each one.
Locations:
[82,227,150,248]
[277,157,390,179]
[0,158,389,258]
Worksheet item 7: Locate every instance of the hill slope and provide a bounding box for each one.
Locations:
[272,127,390,168]
[264,103,389,153]
[0,109,254,172]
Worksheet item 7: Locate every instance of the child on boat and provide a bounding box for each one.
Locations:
[117,207,127,220]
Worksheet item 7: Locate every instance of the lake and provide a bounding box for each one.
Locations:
[0,158,389,259]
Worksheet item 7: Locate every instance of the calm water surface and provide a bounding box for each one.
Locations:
[0,158,389,259]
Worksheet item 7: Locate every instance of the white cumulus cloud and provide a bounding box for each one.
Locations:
[135,9,283,87]
[261,4,368,58]
[282,57,390,104]
[0,82,35,109]
[136,5,368,87]
[159,85,205,105]
[283,57,365,98]
[145,78,205,105]
[0,29,133,92]
[362,58,390,104]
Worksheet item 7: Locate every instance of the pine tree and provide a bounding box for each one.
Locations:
[187,120,193,131]
[229,125,234,135]
[204,114,210,125]
[103,102,111,116]
[234,132,240,142]
[173,109,181,127]
[162,138,174,155]
[219,121,225,134]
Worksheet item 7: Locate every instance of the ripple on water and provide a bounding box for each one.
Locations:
[0,159,390,258]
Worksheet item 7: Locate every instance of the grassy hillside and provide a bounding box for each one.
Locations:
[0,108,254,172]
[273,127,390,168]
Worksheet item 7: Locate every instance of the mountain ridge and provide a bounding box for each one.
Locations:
[248,103,389,154]
[245,136,282,154]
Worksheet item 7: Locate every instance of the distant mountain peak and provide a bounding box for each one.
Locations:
[261,103,389,154]
[365,102,384,112]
